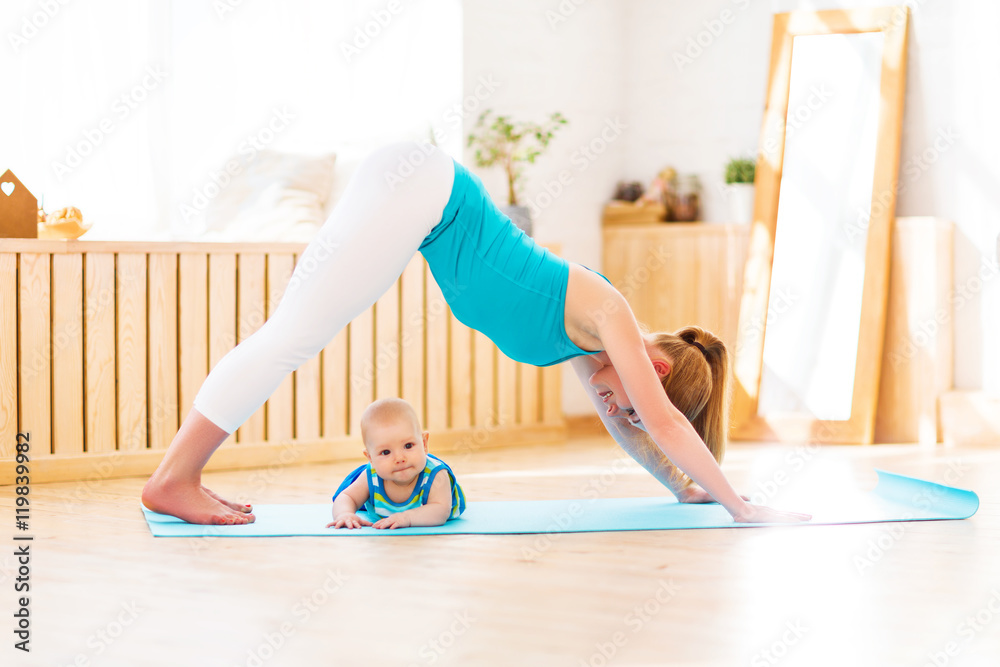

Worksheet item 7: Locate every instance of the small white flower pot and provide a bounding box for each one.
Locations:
[727,183,755,224]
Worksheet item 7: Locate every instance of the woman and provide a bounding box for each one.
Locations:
[142,142,810,526]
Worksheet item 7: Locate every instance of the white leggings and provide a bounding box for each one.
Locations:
[193,142,455,433]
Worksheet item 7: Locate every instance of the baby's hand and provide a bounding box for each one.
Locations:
[326,513,373,529]
[373,513,412,530]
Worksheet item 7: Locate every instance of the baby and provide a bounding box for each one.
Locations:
[328,397,466,529]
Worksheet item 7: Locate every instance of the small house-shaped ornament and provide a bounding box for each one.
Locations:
[0,169,39,238]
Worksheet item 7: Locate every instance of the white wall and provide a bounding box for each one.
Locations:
[464,0,1000,415]
[462,0,628,415]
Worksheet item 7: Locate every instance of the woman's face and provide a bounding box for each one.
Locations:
[588,343,672,431]
[589,363,635,421]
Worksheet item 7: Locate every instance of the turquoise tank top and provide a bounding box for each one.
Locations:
[419,160,605,367]
[333,453,466,519]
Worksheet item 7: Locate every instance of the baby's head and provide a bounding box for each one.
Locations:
[360,398,429,485]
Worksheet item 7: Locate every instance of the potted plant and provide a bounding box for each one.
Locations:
[724,157,756,224]
[467,109,568,235]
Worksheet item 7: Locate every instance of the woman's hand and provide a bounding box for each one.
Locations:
[326,513,373,529]
[677,486,750,504]
[732,504,812,523]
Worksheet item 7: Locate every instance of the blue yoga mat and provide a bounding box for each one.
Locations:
[142,470,978,537]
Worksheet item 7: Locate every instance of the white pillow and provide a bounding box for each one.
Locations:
[198,150,338,242]
[322,146,367,218]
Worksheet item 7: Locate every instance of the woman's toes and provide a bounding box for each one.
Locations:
[202,486,252,513]
[214,510,255,525]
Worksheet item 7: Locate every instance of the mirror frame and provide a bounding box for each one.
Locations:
[732,7,909,444]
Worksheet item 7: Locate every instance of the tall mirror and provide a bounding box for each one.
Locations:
[732,8,909,444]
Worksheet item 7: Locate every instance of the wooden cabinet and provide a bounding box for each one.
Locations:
[602,219,954,444]
[602,223,750,350]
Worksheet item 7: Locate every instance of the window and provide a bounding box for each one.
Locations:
[2,0,461,240]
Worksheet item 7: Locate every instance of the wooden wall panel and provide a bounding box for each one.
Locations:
[293,252,323,442]
[424,267,449,432]
[19,253,51,455]
[208,254,236,447]
[178,254,208,422]
[0,239,568,484]
[51,254,84,455]
[295,349,323,441]
[322,327,349,438]
[374,280,400,401]
[266,254,295,442]
[237,253,267,444]
[473,331,495,427]
[348,308,374,437]
[147,253,179,450]
[84,254,116,453]
[117,253,147,451]
[400,258,426,426]
[541,364,562,426]
[208,253,236,372]
[518,363,540,426]
[497,351,517,429]
[450,317,473,429]
[0,254,15,456]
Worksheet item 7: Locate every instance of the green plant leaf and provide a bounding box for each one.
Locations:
[466,110,570,204]
[724,157,756,184]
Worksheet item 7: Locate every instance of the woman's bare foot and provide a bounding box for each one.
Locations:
[142,474,255,525]
[203,487,253,514]
[141,408,255,525]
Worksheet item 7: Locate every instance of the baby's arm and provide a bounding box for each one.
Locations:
[327,474,374,529]
[372,473,453,529]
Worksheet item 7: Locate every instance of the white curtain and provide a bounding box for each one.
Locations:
[1,0,462,240]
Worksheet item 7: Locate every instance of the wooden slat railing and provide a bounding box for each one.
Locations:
[0,239,565,484]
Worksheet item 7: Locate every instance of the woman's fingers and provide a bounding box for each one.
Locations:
[735,505,812,523]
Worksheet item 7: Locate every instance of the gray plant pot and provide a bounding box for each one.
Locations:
[501,205,533,237]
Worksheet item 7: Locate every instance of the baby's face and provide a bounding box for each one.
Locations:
[364,419,429,486]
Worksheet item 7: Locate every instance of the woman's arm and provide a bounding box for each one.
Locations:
[594,296,808,522]
[569,355,745,504]
[569,355,693,498]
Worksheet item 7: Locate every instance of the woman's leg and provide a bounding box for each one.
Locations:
[143,142,455,524]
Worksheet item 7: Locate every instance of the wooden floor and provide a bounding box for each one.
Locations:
[4,435,999,667]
